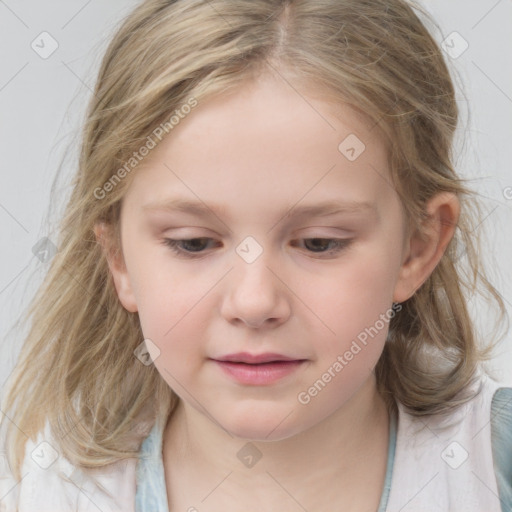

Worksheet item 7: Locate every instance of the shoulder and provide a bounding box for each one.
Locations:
[491,386,512,435]
[0,419,139,512]
[490,385,512,510]
[491,384,512,411]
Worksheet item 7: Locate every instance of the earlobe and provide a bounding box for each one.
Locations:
[93,222,138,313]
[393,192,460,303]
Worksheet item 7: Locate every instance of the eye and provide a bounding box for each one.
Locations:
[162,237,219,258]
[162,237,353,259]
[291,238,353,257]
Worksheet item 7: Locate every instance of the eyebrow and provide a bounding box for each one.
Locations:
[142,197,379,221]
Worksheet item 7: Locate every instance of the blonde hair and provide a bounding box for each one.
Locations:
[1,0,508,482]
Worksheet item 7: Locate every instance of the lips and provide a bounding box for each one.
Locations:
[210,352,308,385]
[213,352,303,364]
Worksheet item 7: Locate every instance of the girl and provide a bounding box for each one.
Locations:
[1,0,511,511]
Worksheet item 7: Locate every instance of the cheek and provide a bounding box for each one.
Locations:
[308,249,398,336]
[136,284,199,347]
[131,265,214,379]
[138,298,203,386]
[124,241,199,334]
[293,255,397,413]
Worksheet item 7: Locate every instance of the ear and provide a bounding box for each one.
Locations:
[393,192,460,303]
[94,221,138,313]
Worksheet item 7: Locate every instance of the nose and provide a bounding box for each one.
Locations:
[220,252,291,329]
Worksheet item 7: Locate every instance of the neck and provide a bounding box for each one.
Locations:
[162,373,391,510]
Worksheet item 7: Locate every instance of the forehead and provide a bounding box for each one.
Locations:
[122,74,394,217]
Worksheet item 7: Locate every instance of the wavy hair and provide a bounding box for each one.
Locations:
[1,0,508,482]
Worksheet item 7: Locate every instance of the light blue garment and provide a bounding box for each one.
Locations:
[136,387,512,512]
[490,387,512,511]
[135,416,169,512]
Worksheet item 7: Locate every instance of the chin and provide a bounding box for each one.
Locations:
[218,405,306,442]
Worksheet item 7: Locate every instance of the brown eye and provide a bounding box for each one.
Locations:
[162,237,219,258]
[291,238,353,256]
[304,238,332,252]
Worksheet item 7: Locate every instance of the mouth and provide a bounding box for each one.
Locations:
[210,355,308,385]
[213,352,304,364]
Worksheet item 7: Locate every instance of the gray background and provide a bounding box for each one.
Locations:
[1,0,511,397]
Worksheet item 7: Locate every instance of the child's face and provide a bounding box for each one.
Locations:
[109,73,412,439]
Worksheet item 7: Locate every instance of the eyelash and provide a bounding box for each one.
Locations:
[161,237,353,259]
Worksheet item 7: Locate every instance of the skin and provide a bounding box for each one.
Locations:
[95,71,460,511]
